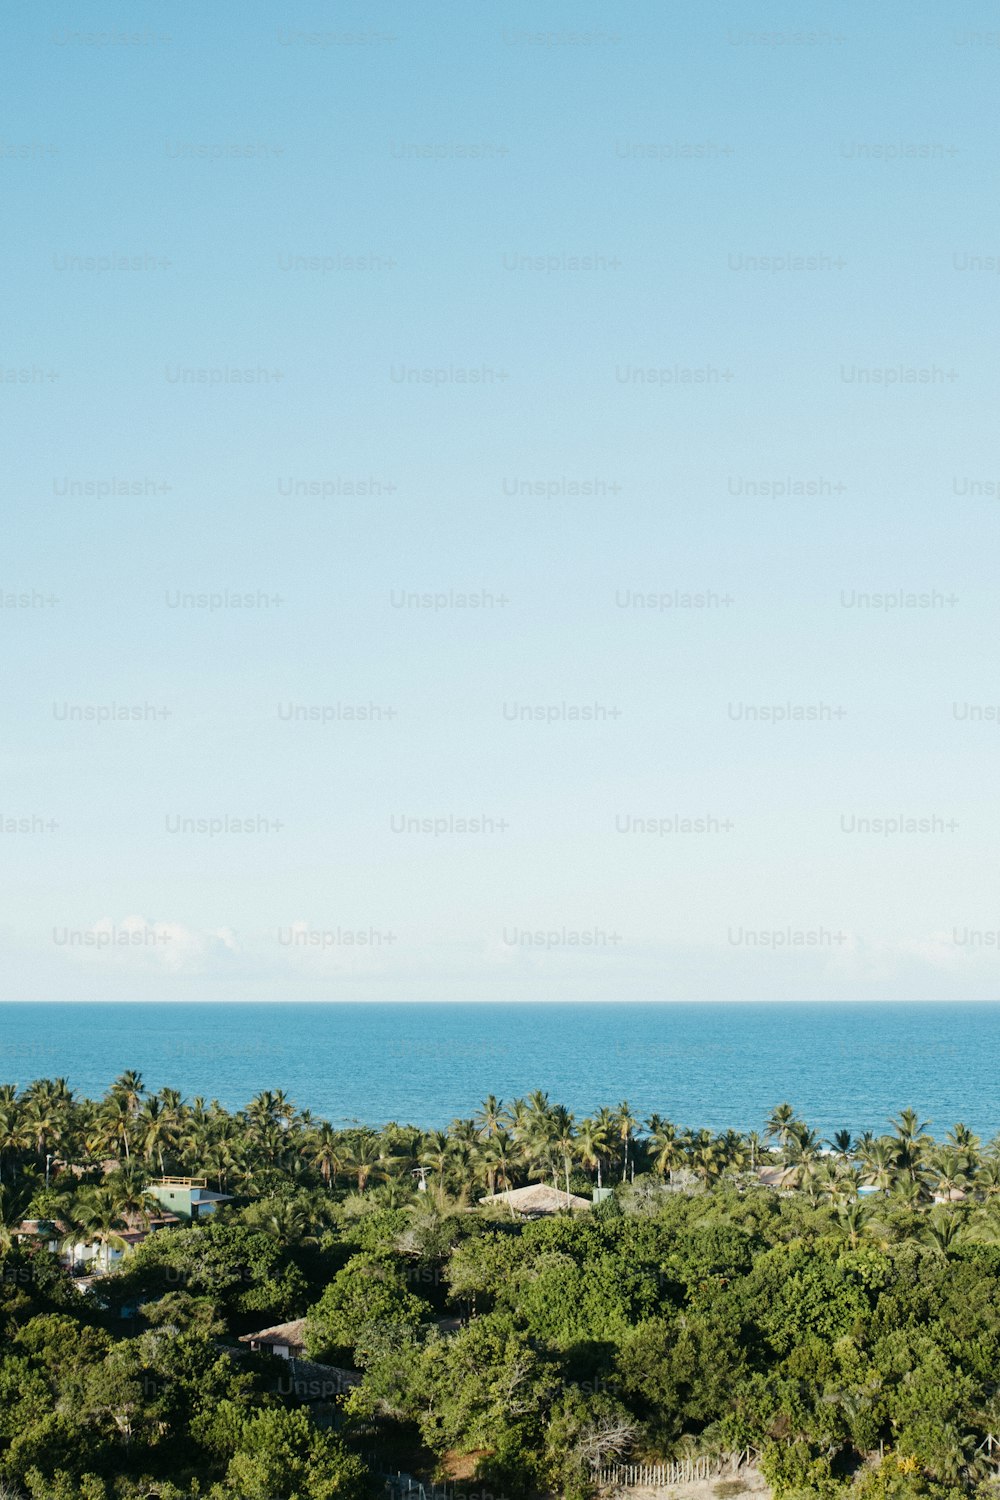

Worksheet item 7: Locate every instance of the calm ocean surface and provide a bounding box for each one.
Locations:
[1,1002,997,1140]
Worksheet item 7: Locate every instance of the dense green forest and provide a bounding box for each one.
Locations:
[3,1077,1000,1500]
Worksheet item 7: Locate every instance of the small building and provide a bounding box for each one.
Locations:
[756,1166,786,1189]
[147,1176,231,1221]
[14,1218,65,1254]
[932,1187,967,1204]
[240,1318,309,1360]
[238,1320,360,1398]
[478,1183,591,1217]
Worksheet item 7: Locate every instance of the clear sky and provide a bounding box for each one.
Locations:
[5,0,1000,1001]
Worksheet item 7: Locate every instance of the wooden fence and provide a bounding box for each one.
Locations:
[384,1478,488,1500]
[595,1456,720,1488]
[380,1452,724,1499]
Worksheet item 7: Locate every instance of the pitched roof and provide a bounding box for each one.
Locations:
[756,1166,786,1188]
[478,1183,591,1214]
[239,1318,308,1349]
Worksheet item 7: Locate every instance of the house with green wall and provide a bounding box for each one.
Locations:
[147,1176,231,1221]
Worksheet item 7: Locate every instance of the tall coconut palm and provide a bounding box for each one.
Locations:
[858,1138,896,1192]
[137,1097,175,1175]
[503,1097,530,1142]
[813,1158,856,1208]
[765,1102,797,1149]
[480,1127,517,1195]
[308,1123,345,1191]
[106,1164,158,1226]
[111,1071,144,1114]
[23,1094,60,1164]
[780,1125,822,1189]
[746,1131,764,1173]
[576,1116,611,1188]
[475,1096,504,1141]
[0,1102,28,1183]
[647,1119,684,1186]
[689,1133,724,1186]
[947,1123,981,1175]
[523,1090,552,1161]
[977,1159,1000,1198]
[420,1131,452,1204]
[550,1105,576,1197]
[827,1129,854,1164]
[68,1185,129,1272]
[101,1094,134,1162]
[890,1108,933,1182]
[930,1148,971,1200]
[0,1179,33,1250]
[333,1129,371,1189]
[523,1107,559,1188]
[614,1100,638,1182]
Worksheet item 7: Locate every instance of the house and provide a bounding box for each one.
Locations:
[16,1210,182,1275]
[239,1318,309,1359]
[147,1176,231,1221]
[238,1319,361,1398]
[478,1183,591,1217]
[756,1166,787,1189]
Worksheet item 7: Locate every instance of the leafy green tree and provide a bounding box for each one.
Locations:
[306,1252,428,1361]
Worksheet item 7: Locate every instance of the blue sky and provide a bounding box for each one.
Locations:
[5,0,1000,1001]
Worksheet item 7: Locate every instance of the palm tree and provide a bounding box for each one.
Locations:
[475,1096,504,1141]
[930,1148,971,1201]
[23,1094,59,1163]
[308,1123,345,1191]
[111,1071,144,1113]
[947,1123,982,1176]
[780,1124,822,1189]
[137,1097,175,1174]
[765,1103,796,1149]
[976,1159,1000,1198]
[614,1100,638,1182]
[891,1176,926,1211]
[101,1094,134,1162]
[575,1117,608,1189]
[68,1185,129,1272]
[420,1131,452,1204]
[523,1108,559,1189]
[0,1179,33,1250]
[835,1201,871,1249]
[890,1108,933,1183]
[550,1105,576,1197]
[813,1158,856,1207]
[827,1129,854,1164]
[922,1209,963,1256]
[647,1119,684,1186]
[689,1132,724,1186]
[858,1138,896,1192]
[719,1129,748,1178]
[0,1101,28,1183]
[480,1128,517,1195]
[244,1197,319,1244]
[503,1097,530,1141]
[345,1134,385,1194]
[107,1163,158,1226]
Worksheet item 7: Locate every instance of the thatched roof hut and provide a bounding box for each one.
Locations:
[478,1183,591,1217]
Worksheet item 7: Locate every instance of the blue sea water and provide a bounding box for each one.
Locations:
[0,1002,997,1141]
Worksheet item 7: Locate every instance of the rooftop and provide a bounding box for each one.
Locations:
[478,1183,591,1215]
[239,1318,308,1350]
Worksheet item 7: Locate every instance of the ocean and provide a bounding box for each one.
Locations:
[0,1001,997,1140]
